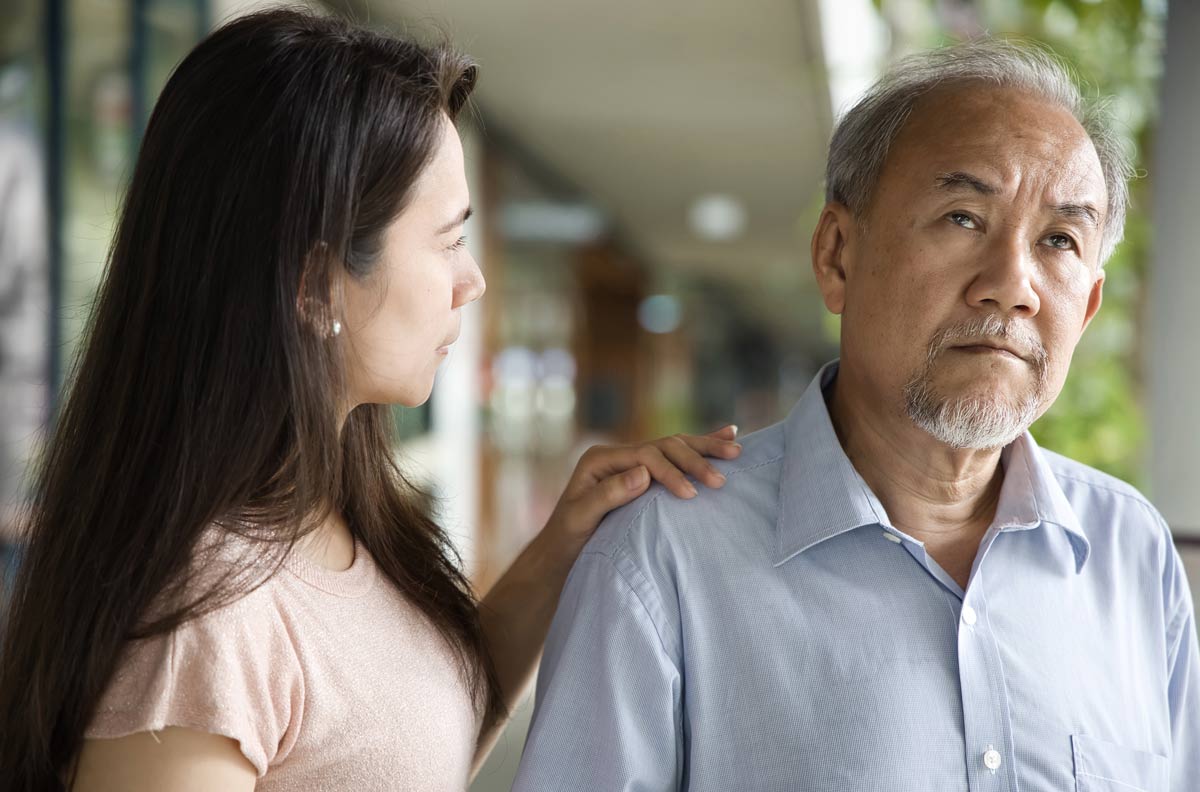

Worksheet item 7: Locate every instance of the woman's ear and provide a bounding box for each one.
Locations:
[296,241,341,338]
[810,202,856,316]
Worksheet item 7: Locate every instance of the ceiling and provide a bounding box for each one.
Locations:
[326,0,834,297]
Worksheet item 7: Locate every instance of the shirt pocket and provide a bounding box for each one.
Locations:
[1072,734,1170,792]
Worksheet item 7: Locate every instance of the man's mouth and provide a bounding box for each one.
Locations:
[949,342,1026,362]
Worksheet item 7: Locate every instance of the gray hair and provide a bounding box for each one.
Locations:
[825,38,1134,264]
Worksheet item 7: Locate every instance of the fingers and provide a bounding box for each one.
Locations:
[650,436,726,492]
[666,431,742,462]
[706,424,739,441]
[568,443,702,499]
[564,427,742,503]
[631,442,700,499]
[564,445,640,494]
[566,466,651,532]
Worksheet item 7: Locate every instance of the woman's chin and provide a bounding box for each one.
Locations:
[392,388,433,409]
[356,382,433,410]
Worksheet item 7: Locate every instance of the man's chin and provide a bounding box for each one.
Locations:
[929,361,1033,394]
[913,397,1033,449]
[924,381,1027,413]
[904,379,1042,450]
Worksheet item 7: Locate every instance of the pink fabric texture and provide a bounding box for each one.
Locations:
[86,537,479,790]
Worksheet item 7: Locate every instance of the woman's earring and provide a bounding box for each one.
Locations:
[331,320,342,337]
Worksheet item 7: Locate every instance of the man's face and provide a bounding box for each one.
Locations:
[821,85,1108,448]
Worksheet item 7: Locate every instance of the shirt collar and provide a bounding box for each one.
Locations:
[993,432,1091,572]
[775,361,1090,573]
[775,361,888,566]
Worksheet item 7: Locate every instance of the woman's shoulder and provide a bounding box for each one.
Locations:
[86,528,307,776]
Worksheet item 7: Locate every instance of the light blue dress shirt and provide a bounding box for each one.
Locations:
[514,362,1200,791]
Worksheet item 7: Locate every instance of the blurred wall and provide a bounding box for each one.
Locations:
[1149,0,1200,538]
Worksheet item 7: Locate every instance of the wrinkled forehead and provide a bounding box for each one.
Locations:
[887,85,1107,211]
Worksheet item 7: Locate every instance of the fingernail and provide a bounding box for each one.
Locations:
[626,467,648,490]
[729,424,738,437]
[685,482,698,498]
[712,472,727,485]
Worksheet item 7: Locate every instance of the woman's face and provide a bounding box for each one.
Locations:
[340,116,485,408]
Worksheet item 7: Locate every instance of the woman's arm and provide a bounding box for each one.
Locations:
[472,428,740,772]
[72,728,257,792]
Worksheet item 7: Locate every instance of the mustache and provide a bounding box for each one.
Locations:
[926,315,1048,372]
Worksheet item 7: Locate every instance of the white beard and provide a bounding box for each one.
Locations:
[902,315,1049,450]
[903,375,1043,450]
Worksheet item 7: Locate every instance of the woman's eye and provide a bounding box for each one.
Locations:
[448,236,467,252]
[948,212,978,230]
[1043,233,1075,251]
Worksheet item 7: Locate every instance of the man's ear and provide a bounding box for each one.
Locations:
[810,202,856,315]
[1079,268,1105,335]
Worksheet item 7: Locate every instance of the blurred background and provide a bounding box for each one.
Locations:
[0,0,1196,788]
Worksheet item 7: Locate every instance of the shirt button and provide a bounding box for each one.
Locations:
[961,605,978,626]
[983,748,1003,771]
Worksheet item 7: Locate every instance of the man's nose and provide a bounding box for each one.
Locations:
[964,230,1041,317]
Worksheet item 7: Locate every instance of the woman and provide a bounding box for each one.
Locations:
[0,9,740,791]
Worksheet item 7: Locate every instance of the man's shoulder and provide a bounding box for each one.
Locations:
[1037,446,1170,544]
[1040,446,1157,513]
[583,419,789,562]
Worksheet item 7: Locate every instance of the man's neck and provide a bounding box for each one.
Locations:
[826,367,1006,589]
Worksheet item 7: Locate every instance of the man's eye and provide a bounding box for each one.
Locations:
[948,212,978,230]
[1043,233,1075,251]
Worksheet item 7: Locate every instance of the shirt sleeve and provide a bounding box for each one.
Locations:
[1164,546,1200,790]
[513,547,684,792]
[85,588,304,777]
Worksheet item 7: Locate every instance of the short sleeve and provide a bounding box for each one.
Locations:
[85,586,304,776]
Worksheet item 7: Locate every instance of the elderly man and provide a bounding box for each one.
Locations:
[512,40,1199,791]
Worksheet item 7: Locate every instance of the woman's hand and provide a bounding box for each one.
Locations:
[542,425,742,553]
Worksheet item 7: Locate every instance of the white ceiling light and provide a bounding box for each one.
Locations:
[500,202,606,244]
[688,193,747,241]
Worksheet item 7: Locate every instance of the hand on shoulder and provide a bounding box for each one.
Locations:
[541,425,742,560]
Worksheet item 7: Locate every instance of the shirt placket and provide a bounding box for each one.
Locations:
[956,536,1020,792]
[886,522,1025,791]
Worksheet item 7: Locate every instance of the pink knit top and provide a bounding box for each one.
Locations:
[86,538,479,790]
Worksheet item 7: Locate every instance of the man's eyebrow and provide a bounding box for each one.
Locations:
[1050,202,1101,227]
[436,206,473,235]
[935,171,999,195]
[936,172,1101,228]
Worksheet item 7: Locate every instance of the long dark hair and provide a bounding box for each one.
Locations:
[0,9,500,788]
